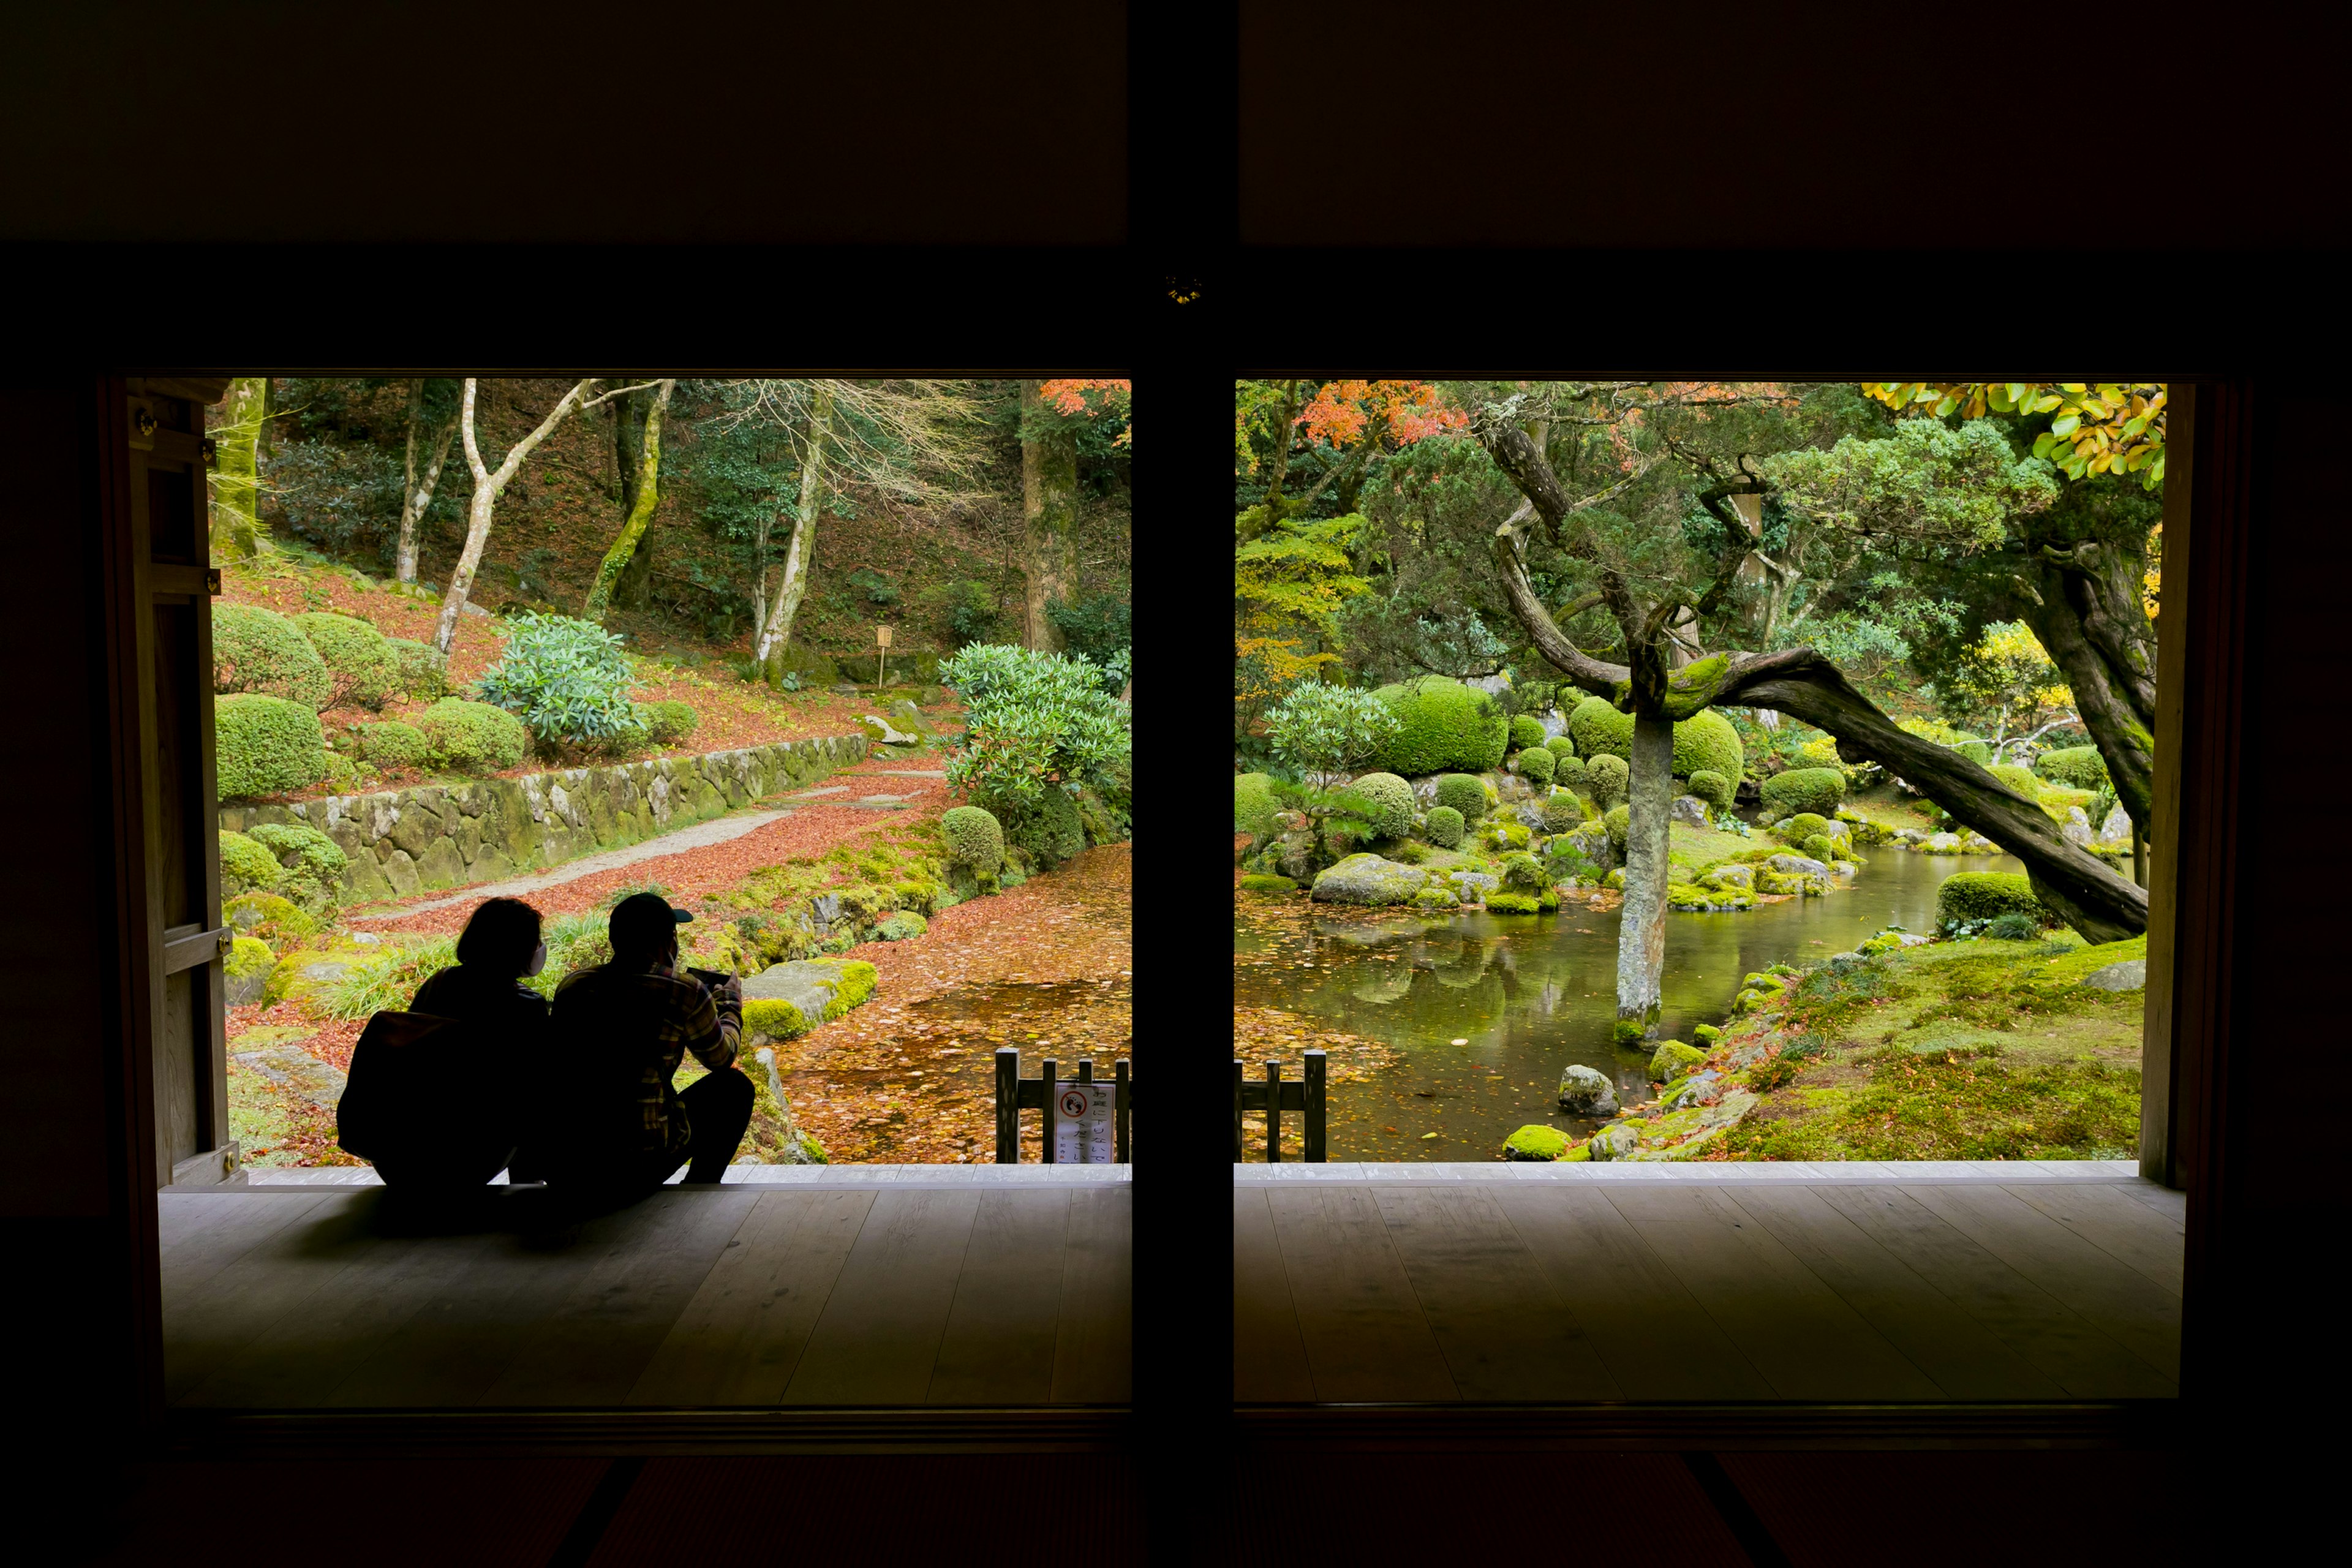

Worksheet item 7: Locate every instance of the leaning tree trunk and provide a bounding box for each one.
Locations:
[755,386,831,676]
[1617,712,1675,1041]
[435,377,598,655]
[1019,378,1080,652]
[396,379,457,584]
[2022,541,2158,835]
[582,379,674,620]
[207,376,268,562]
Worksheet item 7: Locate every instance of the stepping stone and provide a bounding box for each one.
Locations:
[790,785,853,797]
[847,797,911,810]
[230,1045,347,1110]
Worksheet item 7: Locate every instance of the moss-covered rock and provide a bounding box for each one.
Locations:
[1238,873,1298,894]
[1936,870,2051,929]
[222,935,276,1006]
[1371,677,1509,776]
[1486,891,1541,914]
[1649,1039,1706,1082]
[224,891,318,946]
[1311,853,1427,907]
[1502,1124,1570,1161]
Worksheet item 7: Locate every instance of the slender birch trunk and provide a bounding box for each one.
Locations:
[754,385,831,672]
[434,377,600,655]
[582,379,676,620]
[208,377,268,562]
[396,379,458,584]
[1616,712,1676,1042]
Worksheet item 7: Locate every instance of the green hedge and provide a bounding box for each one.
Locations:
[217,831,282,896]
[941,805,1005,874]
[1234,772,1283,837]
[356,720,430,771]
[1513,747,1555,786]
[2036,745,2110,790]
[385,637,448,701]
[292,612,398,709]
[1936,871,2051,929]
[1433,773,1488,821]
[1565,697,1743,782]
[1371,677,1509,776]
[1760,766,1845,818]
[1351,772,1417,839]
[215,694,325,799]
[1687,769,1733,810]
[1553,754,1587,791]
[213,604,331,708]
[1423,804,1464,848]
[638,699,699,745]
[1586,753,1629,810]
[415,698,529,772]
[1509,714,1546,750]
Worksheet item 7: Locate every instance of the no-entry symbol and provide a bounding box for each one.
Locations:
[1053,1080,1113,1164]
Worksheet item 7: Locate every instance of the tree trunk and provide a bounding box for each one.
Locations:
[396,379,458,584]
[754,385,831,673]
[1617,712,1675,1041]
[1261,379,1300,510]
[208,377,268,562]
[582,379,675,621]
[434,377,599,655]
[2022,543,2158,835]
[1020,378,1080,652]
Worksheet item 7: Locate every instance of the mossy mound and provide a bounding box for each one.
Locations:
[1234,772,1283,837]
[1565,698,1743,782]
[1238,873,1298,894]
[1649,1039,1706,1081]
[292,611,398,709]
[1936,871,2051,930]
[1586,753,1629,810]
[1433,773,1488,821]
[1351,772,1417,839]
[1513,747,1555,786]
[218,831,283,896]
[2035,745,2110,790]
[1423,805,1464,850]
[1371,677,1509,777]
[356,720,430,771]
[941,805,1006,875]
[1502,1125,1570,1161]
[213,603,332,708]
[415,698,530,772]
[1761,767,1845,818]
[216,693,326,799]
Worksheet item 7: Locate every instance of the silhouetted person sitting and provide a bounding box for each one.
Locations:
[536,891,751,1193]
[363,896,550,1189]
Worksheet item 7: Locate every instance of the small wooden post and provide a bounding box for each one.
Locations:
[994,1046,1019,1163]
[1264,1060,1281,1163]
[1304,1048,1327,1163]
[1077,1058,1093,1085]
[1114,1057,1131,1164]
[1040,1057,1058,1164]
[875,623,892,690]
[1231,1059,1244,1163]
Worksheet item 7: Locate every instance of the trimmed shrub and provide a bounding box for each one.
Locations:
[638,699,699,745]
[1544,734,1577,761]
[1936,871,2051,930]
[217,831,283,896]
[1801,834,1836,861]
[214,694,325,799]
[247,821,346,914]
[213,604,332,708]
[1989,762,2042,798]
[1540,791,1584,835]
[1760,766,1845,818]
[1501,851,1545,891]
[355,720,430,771]
[1009,784,1087,867]
[1371,677,1509,776]
[292,612,398,709]
[1424,804,1465,849]
[1553,753,1588,791]
[941,805,1005,875]
[1587,753,1629,810]
[1565,697,1744,782]
[473,612,639,748]
[1350,772,1417,839]
[415,698,529,773]
[1509,714,1546,750]
[1687,769,1733,810]
[1433,773,1488,821]
[1234,772,1282,837]
[1783,812,1830,842]
[2035,745,2110,790]
[385,636,448,701]
[1604,804,1630,851]
[1513,747,1555,786]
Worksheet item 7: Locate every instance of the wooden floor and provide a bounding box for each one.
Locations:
[1235,1167,2184,1403]
[160,1174,1131,1409]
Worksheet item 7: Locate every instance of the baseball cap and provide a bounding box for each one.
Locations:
[608,890,694,952]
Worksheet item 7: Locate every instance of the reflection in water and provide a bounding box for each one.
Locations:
[1232,850,2022,1160]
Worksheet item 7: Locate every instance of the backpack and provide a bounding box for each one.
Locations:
[336,1010,482,1163]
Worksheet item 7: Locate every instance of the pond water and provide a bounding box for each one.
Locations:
[1231,848,2024,1160]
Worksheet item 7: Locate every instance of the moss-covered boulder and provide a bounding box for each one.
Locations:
[1502,1124,1570,1161]
[222,935,276,1006]
[1649,1039,1706,1082]
[1936,870,2050,930]
[740,957,880,1042]
[1310,853,1427,906]
[224,891,318,946]
[1556,1063,1619,1115]
[1371,677,1508,777]
[1238,873,1297,894]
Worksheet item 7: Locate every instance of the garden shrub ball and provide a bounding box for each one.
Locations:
[385,636,449,701]
[213,604,333,709]
[356,720,430,771]
[1801,833,1836,861]
[1539,791,1583,834]
[1433,773,1488,821]
[1989,762,2042,798]
[249,821,347,884]
[292,611,399,709]
[1604,804,1630,851]
[638,699,699,745]
[1565,698,1744,783]
[1553,753,1588,790]
[2035,745,2110,790]
[1586,753,1629,810]
[215,693,326,798]
[1760,766,1845,818]
[1544,734,1576,760]
[1783,812,1830,842]
[1509,714,1546,751]
[940,805,1005,875]
[1370,676,1509,776]
[1687,769,1733,810]
[1233,772,1282,837]
[1423,804,1464,848]
[1350,772,1417,839]
[415,698,530,773]
[1936,871,2051,929]
[1513,747,1555,786]
[217,831,284,896]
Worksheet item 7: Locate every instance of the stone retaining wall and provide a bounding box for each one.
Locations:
[219,734,867,902]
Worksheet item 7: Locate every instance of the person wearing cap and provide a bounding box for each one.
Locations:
[537,891,753,1191]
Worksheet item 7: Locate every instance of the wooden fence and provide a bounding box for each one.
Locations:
[1234,1050,1327,1163]
[993,1047,1132,1163]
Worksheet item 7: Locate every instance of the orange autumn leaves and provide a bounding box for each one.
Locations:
[1036,379,1133,447]
[1295,379,1468,448]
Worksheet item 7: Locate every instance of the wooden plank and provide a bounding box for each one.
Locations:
[625,1189,875,1406]
[1487,1185,1776,1401]
[481,1189,760,1405]
[1719,1185,2067,1400]
[1370,1184,1621,1401]
[158,1191,331,1294]
[1050,1185,1132,1404]
[1232,1188,1314,1403]
[2103,1180,2188,1226]
[2003,1183,2186,1295]
[164,1193,396,1403]
[1904,1183,2182,1382]
[781,1188,982,1405]
[925,1189,1071,1404]
[1600,1185,1944,1401]
[1264,1186,1457,1401]
[1812,1185,2177,1398]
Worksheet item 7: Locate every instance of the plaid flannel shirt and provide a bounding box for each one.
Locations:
[551,963,741,1162]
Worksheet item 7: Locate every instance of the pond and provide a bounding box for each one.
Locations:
[1231,848,2024,1160]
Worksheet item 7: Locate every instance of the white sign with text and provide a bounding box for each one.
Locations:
[1052,1080,1113,1164]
